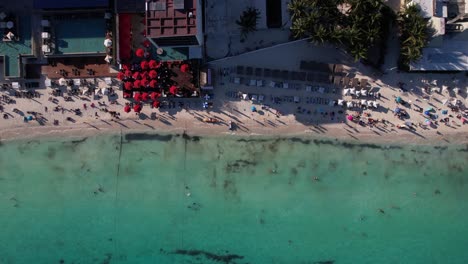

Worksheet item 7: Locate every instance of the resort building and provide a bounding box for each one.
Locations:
[408,0,468,71]
[0,0,115,82]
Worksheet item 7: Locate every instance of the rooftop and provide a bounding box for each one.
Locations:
[33,0,109,9]
[145,0,197,38]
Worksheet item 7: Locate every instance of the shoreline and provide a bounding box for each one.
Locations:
[2,117,467,146]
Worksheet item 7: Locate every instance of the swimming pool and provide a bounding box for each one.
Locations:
[54,18,106,54]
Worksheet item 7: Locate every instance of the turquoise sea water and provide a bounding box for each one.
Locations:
[0,134,467,264]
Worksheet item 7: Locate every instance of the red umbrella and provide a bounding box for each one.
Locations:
[124,82,133,90]
[149,70,157,79]
[136,48,145,57]
[150,92,160,100]
[132,71,141,80]
[180,64,189,73]
[134,92,142,102]
[125,70,132,77]
[141,92,149,101]
[117,72,125,80]
[347,115,354,121]
[133,104,142,113]
[122,64,129,70]
[169,85,178,95]
[149,80,157,88]
[141,71,148,79]
[124,105,131,113]
[143,39,151,48]
[140,60,148,70]
[152,101,161,108]
[149,60,158,69]
[123,91,132,98]
[141,78,149,87]
[133,80,141,88]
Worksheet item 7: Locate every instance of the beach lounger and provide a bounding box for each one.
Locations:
[259,95,264,102]
[318,87,325,94]
[251,94,258,102]
[282,82,289,89]
[249,79,256,86]
[256,80,264,87]
[305,85,312,92]
[234,77,241,84]
[269,81,276,88]
[294,96,300,103]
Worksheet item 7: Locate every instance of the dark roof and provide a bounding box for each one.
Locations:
[116,0,145,13]
[153,36,199,46]
[34,0,108,9]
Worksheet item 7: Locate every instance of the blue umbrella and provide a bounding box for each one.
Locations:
[424,110,430,116]
[395,97,402,103]
[394,107,401,113]
[251,106,257,112]
[27,116,33,121]
[442,110,448,115]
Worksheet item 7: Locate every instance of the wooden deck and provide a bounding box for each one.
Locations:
[41,56,117,79]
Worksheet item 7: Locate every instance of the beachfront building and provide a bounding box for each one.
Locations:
[115,0,202,99]
[0,0,116,85]
[408,0,468,71]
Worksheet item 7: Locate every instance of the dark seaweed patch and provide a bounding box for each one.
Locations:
[125,133,173,142]
[70,138,87,145]
[225,160,257,173]
[101,253,112,264]
[289,137,310,144]
[457,145,468,152]
[314,261,334,264]
[47,147,57,159]
[182,132,201,142]
[171,249,244,263]
[236,138,271,143]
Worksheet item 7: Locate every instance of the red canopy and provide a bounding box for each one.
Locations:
[124,105,131,113]
[140,60,148,70]
[141,92,149,101]
[136,48,145,57]
[169,85,178,95]
[134,92,142,101]
[133,104,142,113]
[132,72,141,80]
[149,80,157,88]
[141,78,149,87]
[152,101,161,108]
[125,70,132,77]
[149,70,157,79]
[117,72,125,80]
[124,82,133,90]
[180,64,189,73]
[133,80,141,88]
[150,91,160,100]
[123,91,132,98]
[149,60,158,69]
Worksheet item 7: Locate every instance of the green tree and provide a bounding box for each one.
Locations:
[398,4,429,65]
[236,7,261,40]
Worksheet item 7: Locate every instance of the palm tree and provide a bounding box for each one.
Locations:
[236,8,261,40]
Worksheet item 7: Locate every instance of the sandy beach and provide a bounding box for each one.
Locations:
[0,76,467,145]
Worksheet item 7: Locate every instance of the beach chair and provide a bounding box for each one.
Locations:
[259,94,265,102]
[294,96,300,103]
[256,80,264,87]
[251,94,258,102]
[305,85,312,92]
[234,77,241,84]
[282,82,289,89]
[249,79,256,86]
[318,86,325,94]
[269,81,276,88]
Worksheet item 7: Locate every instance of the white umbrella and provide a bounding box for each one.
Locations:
[453,87,460,94]
[347,101,353,107]
[367,100,373,106]
[356,90,361,97]
[442,85,448,93]
[95,89,100,95]
[442,98,449,105]
[73,79,81,86]
[361,90,367,96]
[350,88,356,95]
[242,94,248,100]
[58,78,66,86]
[101,87,109,95]
[343,88,350,96]
[82,87,89,95]
[104,39,112,47]
[373,102,379,108]
[361,99,367,106]
[338,99,344,106]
